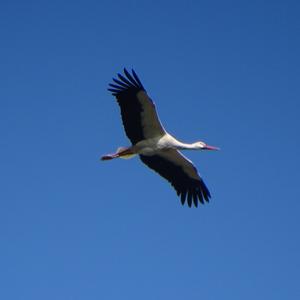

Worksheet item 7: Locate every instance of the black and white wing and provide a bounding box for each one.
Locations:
[108,68,166,145]
[140,150,211,207]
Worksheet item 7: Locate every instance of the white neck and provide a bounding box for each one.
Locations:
[174,140,200,150]
[161,134,203,150]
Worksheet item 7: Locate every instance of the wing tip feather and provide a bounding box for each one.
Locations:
[108,68,145,97]
[140,154,212,208]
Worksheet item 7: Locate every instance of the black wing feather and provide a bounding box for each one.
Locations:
[140,154,211,207]
[124,68,140,88]
[108,68,146,144]
[132,69,145,89]
[117,73,136,88]
[113,78,129,88]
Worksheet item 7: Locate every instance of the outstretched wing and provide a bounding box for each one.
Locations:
[108,68,166,144]
[140,150,211,207]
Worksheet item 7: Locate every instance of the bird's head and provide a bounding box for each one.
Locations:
[194,141,220,151]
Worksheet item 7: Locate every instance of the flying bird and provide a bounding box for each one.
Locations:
[102,68,219,207]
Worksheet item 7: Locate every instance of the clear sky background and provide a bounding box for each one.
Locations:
[1,0,300,299]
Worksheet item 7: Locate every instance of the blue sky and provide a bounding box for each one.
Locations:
[1,0,300,299]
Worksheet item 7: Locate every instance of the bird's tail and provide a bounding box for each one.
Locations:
[101,147,136,161]
[116,147,136,159]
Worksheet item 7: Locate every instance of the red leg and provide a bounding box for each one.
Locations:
[101,153,119,161]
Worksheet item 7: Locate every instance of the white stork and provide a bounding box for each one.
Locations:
[102,68,219,207]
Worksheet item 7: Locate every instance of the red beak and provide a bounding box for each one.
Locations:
[203,144,220,151]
